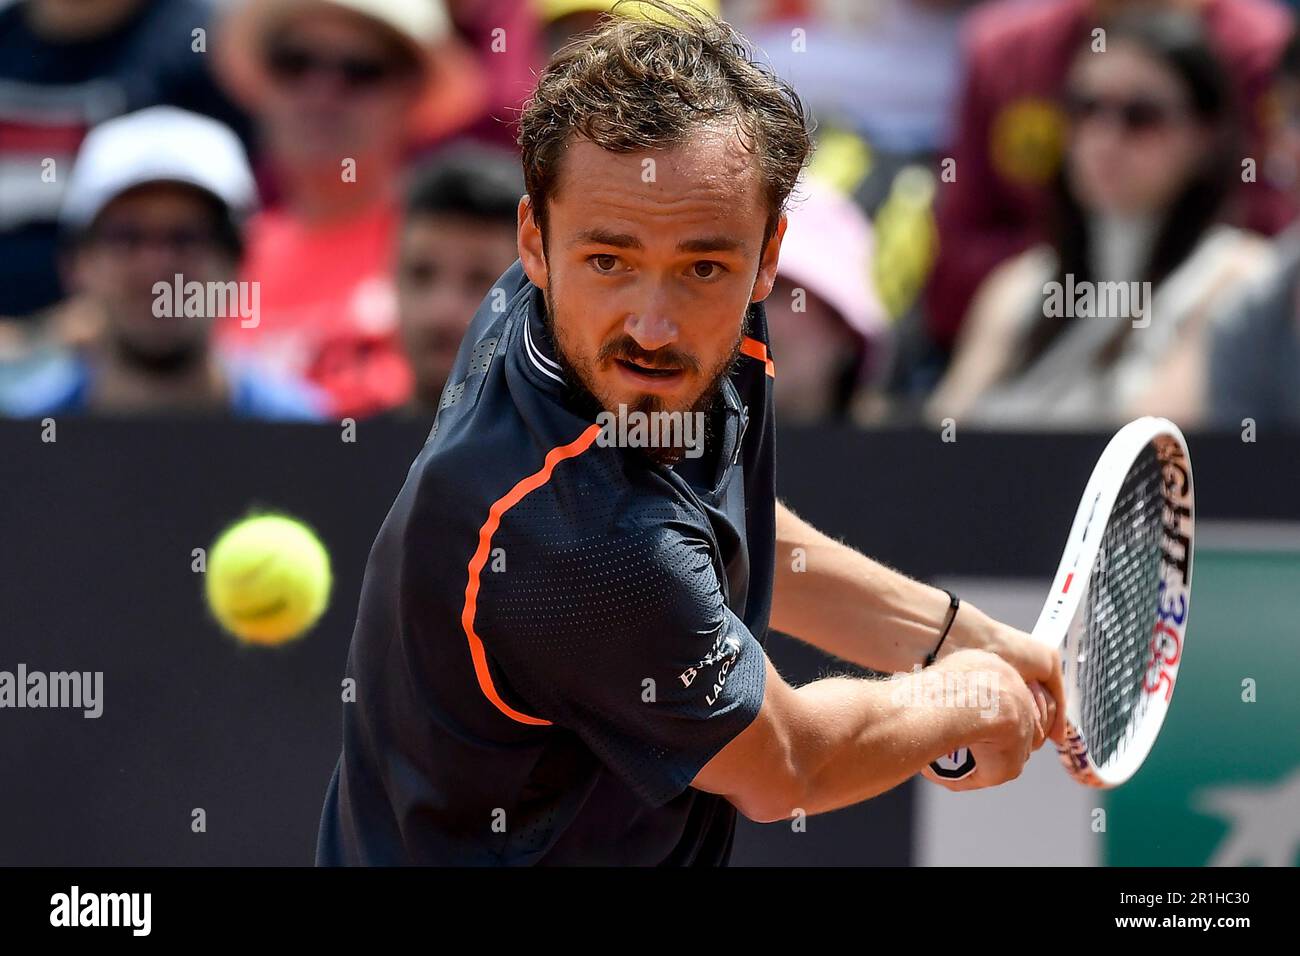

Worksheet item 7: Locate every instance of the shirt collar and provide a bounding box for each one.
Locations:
[517,284,567,393]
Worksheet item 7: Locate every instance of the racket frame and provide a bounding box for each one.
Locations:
[931,417,1194,789]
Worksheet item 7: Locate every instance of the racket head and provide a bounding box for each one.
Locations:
[1036,417,1195,788]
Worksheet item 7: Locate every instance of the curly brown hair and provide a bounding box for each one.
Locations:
[518,0,813,252]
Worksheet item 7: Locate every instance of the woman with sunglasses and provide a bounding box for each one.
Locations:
[927,10,1275,427]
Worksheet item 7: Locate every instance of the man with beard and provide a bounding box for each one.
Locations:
[317,2,1065,866]
[0,107,323,419]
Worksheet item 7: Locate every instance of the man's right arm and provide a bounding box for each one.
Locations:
[691,650,1046,823]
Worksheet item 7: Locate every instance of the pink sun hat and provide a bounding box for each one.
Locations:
[777,175,887,345]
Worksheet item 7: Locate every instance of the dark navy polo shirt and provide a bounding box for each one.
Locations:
[316,259,777,865]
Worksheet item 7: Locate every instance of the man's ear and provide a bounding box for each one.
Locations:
[517,194,549,291]
[750,212,787,303]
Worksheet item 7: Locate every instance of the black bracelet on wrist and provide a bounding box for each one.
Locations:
[924,589,960,667]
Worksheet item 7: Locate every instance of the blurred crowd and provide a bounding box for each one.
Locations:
[0,0,1298,430]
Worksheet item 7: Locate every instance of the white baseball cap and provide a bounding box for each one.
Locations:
[60,106,256,231]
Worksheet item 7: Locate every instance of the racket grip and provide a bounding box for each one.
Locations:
[929,748,977,781]
[928,679,1053,781]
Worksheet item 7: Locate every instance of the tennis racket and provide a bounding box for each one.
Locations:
[927,416,1194,788]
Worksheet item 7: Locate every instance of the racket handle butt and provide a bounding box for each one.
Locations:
[929,748,977,781]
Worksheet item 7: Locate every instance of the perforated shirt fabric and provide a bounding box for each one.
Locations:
[316,259,777,865]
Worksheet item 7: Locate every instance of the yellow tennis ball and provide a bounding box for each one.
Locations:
[205,514,332,646]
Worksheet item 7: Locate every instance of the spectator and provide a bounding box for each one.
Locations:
[0,0,250,320]
[0,107,325,420]
[395,146,524,416]
[927,0,1293,357]
[444,0,543,149]
[765,175,887,423]
[727,2,979,408]
[1209,28,1300,430]
[212,0,486,418]
[731,0,973,159]
[926,11,1273,427]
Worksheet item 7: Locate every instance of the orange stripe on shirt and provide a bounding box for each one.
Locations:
[740,337,775,378]
[461,423,603,725]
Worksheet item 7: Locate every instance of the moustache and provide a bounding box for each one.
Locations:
[597,337,699,373]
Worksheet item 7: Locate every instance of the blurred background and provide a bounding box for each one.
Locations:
[3,0,1300,428]
[0,0,1297,866]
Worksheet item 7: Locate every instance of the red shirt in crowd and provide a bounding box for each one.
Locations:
[216,202,412,418]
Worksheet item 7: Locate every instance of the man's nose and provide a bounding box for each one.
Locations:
[624,310,679,352]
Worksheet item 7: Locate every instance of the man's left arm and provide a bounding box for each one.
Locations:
[771,500,1066,743]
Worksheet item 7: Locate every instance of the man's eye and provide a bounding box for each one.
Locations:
[590,254,618,272]
[692,261,725,279]
[402,262,436,285]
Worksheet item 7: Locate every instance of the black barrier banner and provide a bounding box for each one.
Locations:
[0,421,1295,869]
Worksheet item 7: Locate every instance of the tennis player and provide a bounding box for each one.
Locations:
[316,1,1066,866]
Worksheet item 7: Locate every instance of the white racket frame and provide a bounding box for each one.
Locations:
[934,417,1195,789]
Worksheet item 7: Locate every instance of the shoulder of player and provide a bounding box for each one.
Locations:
[483,460,717,588]
[474,501,725,652]
[510,469,711,558]
[408,408,698,532]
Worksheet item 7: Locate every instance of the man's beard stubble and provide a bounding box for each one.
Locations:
[540,287,747,466]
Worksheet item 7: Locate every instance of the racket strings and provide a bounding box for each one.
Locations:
[1078,444,1165,768]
